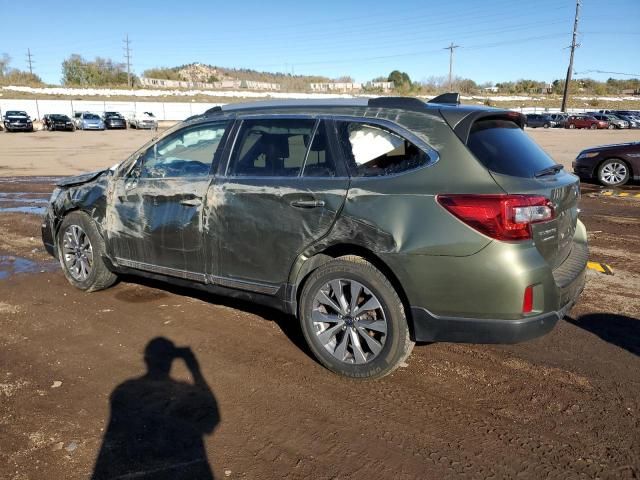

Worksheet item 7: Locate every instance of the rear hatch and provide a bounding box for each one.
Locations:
[466,116,580,269]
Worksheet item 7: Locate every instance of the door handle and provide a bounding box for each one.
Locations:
[180,198,202,207]
[290,199,325,209]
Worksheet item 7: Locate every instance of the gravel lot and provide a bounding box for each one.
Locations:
[0,127,638,479]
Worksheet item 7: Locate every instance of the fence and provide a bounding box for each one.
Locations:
[0,99,224,122]
[0,98,605,122]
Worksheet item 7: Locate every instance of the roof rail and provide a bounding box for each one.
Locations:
[367,96,427,110]
[427,92,460,105]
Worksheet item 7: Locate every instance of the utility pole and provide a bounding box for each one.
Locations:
[561,0,581,112]
[444,42,460,92]
[26,48,34,75]
[123,34,132,88]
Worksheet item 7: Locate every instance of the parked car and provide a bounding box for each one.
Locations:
[103,112,127,129]
[565,115,608,129]
[573,142,640,186]
[78,113,105,130]
[613,113,640,129]
[525,114,556,128]
[547,113,568,128]
[2,110,33,132]
[43,114,75,131]
[72,111,85,128]
[590,114,628,129]
[128,112,157,129]
[42,96,587,379]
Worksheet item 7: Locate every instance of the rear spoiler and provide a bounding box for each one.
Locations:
[444,110,526,144]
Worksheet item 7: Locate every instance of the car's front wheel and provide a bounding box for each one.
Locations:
[299,256,414,379]
[598,158,630,187]
[58,212,117,292]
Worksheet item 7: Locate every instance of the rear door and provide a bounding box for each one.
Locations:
[466,117,580,269]
[212,117,349,289]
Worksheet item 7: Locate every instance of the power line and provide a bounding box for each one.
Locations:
[575,69,640,77]
[561,0,581,112]
[444,43,460,91]
[26,48,34,75]
[123,34,132,88]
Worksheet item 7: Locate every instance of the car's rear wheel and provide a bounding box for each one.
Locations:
[569,123,575,129]
[299,256,414,379]
[607,124,615,130]
[590,124,597,130]
[543,123,550,128]
[598,158,630,187]
[58,211,117,292]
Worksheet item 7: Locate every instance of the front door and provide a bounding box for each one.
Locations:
[212,118,349,290]
[107,120,230,278]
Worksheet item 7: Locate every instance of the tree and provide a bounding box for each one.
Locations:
[142,67,183,81]
[62,54,129,86]
[0,53,11,77]
[388,70,412,90]
[334,75,355,83]
[0,53,43,86]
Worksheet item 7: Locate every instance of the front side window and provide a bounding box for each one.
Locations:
[336,122,430,177]
[139,121,228,178]
[229,119,316,177]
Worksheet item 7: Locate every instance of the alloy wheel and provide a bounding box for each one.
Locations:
[62,225,93,281]
[311,279,388,364]
[601,162,627,186]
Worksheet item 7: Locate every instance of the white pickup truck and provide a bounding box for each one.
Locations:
[128,112,158,130]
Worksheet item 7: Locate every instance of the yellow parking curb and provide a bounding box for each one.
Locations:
[597,190,640,198]
[587,261,614,275]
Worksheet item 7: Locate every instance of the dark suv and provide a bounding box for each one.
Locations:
[3,110,33,132]
[42,96,587,379]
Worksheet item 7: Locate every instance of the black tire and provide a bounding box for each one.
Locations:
[597,158,630,187]
[299,255,414,379]
[57,211,117,292]
[607,124,615,130]
[590,123,597,130]
[543,123,550,128]
[568,123,575,129]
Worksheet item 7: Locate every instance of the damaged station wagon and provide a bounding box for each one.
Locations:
[42,95,588,379]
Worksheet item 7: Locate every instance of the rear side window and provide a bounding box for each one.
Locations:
[336,122,429,177]
[229,119,315,177]
[467,119,556,178]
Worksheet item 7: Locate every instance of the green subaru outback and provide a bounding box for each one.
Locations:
[42,95,587,379]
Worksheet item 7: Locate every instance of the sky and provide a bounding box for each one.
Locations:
[1,0,638,86]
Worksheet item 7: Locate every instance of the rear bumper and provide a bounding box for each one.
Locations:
[409,265,586,344]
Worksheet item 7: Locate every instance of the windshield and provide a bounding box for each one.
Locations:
[84,114,100,120]
[6,111,27,116]
[467,119,557,178]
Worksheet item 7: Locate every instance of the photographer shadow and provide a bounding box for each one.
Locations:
[92,337,219,480]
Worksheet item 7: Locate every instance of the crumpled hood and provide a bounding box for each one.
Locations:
[56,169,109,188]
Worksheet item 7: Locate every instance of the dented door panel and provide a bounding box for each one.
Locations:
[107,177,212,274]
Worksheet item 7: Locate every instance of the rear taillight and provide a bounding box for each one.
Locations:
[436,194,555,241]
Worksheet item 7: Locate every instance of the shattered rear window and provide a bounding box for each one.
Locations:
[336,122,430,177]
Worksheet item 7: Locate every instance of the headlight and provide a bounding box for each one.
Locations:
[578,152,599,159]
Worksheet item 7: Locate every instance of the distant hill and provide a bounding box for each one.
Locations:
[142,63,331,90]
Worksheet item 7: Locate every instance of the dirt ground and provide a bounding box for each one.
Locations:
[0,129,639,479]
[0,126,638,176]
